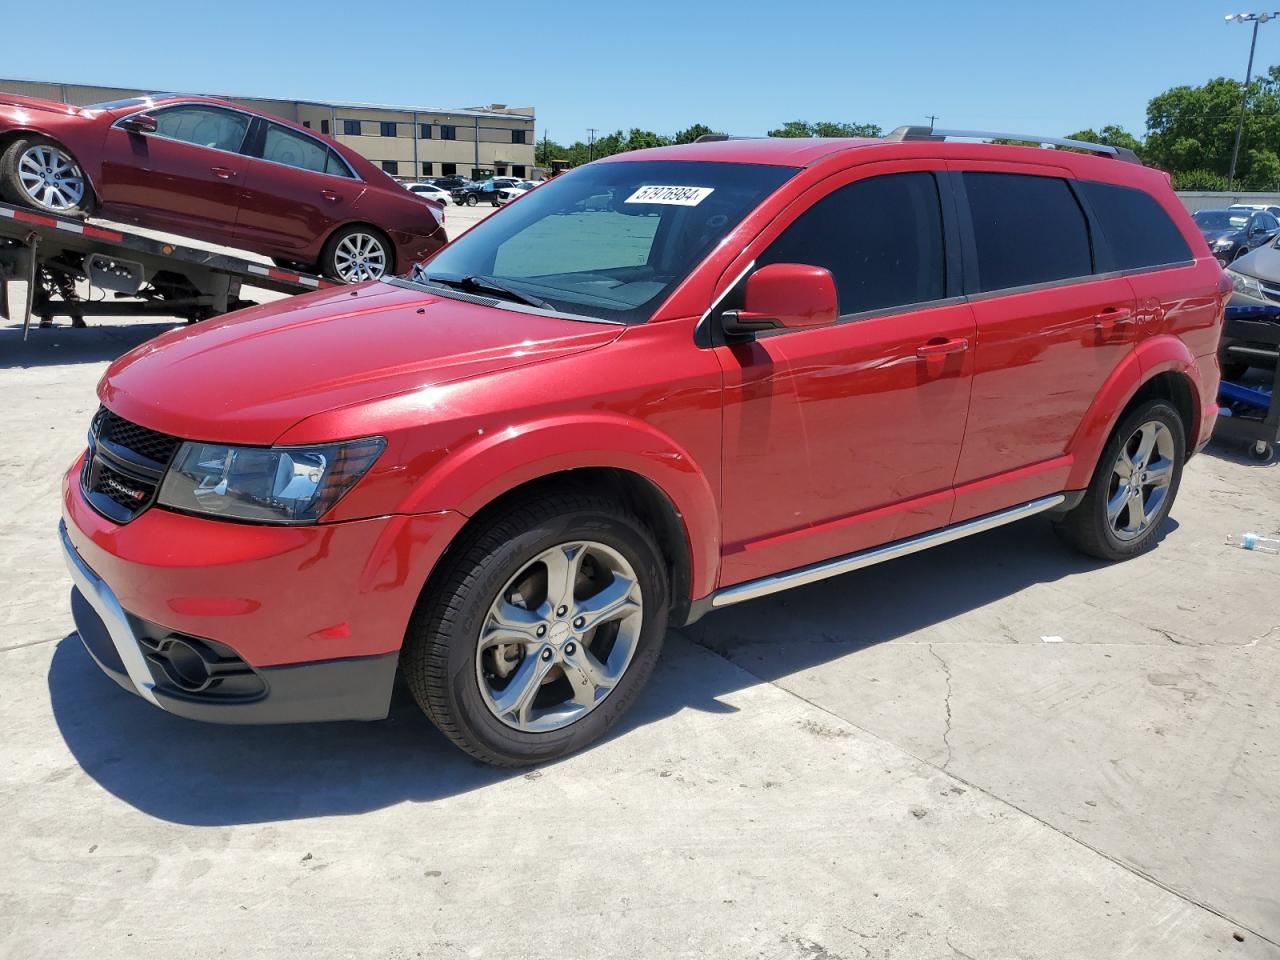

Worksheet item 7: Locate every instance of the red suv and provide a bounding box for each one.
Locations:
[0,93,445,281]
[60,130,1225,765]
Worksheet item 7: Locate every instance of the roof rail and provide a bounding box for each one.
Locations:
[885,126,1142,164]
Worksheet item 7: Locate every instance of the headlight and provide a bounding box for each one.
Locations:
[1226,268,1265,298]
[1213,237,1236,249]
[157,437,385,524]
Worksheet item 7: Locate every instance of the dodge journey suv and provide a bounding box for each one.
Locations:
[61,128,1226,765]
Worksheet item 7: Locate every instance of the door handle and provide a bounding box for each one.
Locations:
[915,337,969,358]
[211,166,236,179]
[1093,307,1133,339]
[321,189,341,202]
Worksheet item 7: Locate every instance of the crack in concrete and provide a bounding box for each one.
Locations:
[929,644,954,770]
[682,630,1280,950]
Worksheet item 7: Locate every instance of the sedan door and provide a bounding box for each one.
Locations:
[715,164,976,586]
[1247,212,1279,252]
[97,103,251,240]
[234,122,364,259]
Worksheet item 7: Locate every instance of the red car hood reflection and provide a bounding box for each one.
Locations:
[99,282,623,445]
[0,94,86,117]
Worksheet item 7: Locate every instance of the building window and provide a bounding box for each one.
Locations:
[321,119,330,135]
[421,162,433,176]
[342,119,361,136]
[512,165,526,177]
[382,160,399,175]
[302,120,311,129]
[419,123,432,139]
[380,121,397,138]
[511,129,527,144]
[442,162,457,176]
[441,125,457,140]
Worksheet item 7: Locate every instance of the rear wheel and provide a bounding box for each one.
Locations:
[1054,399,1186,561]
[0,137,93,217]
[401,492,669,766]
[465,194,478,206]
[319,226,392,283]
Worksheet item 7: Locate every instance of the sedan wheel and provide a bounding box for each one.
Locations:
[0,139,92,216]
[328,230,389,283]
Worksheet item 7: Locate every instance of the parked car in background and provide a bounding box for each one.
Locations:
[1229,202,1280,218]
[428,176,473,191]
[1221,240,1280,379]
[61,129,1225,766]
[1192,207,1280,265]
[452,180,503,206]
[496,180,537,204]
[404,181,452,205]
[0,93,445,282]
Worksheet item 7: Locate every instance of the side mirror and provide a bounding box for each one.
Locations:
[119,114,158,135]
[722,263,838,336]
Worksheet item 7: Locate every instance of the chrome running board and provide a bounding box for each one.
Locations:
[710,494,1066,608]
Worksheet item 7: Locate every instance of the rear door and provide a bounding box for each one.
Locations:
[947,165,1137,521]
[234,121,365,257]
[715,163,976,585]
[98,102,251,240]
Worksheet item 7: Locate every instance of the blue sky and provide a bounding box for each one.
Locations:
[7,0,1278,143]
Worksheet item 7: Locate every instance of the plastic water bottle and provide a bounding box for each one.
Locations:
[1226,532,1280,555]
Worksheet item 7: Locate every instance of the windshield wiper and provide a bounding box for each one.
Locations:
[419,272,551,310]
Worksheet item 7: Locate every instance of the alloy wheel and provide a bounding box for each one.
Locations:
[1106,420,1176,541]
[17,144,86,212]
[475,540,643,733]
[333,232,388,282]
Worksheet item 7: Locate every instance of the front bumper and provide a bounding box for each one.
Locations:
[61,520,398,723]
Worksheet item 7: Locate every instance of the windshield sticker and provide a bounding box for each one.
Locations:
[624,185,714,206]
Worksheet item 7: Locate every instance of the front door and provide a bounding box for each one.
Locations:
[98,103,250,241]
[714,165,976,586]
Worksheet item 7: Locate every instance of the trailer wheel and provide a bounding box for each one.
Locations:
[0,137,94,218]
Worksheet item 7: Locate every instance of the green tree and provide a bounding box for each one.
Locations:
[673,123,718,144]
[1064,124,1144,158]
[1170,168,1228,191]
[767,120,882,138]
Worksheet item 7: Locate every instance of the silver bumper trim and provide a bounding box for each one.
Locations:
[59,520,160,705]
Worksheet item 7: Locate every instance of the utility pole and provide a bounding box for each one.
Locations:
[926,114,939,131]
[1226,12,1280,190]
[587,127,597,163]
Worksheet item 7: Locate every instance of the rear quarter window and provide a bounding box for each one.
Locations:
[962,172,1092,292]
[1076,181,1193,271]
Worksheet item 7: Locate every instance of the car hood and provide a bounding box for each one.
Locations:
[1230,242,1280,282]
[99,282,624,445]
[0,93,85,118]
[1201,228,1244,244]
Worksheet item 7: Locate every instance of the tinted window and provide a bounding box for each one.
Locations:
[148,105,249,152]
[380,121,397,137]
[421,161,433,176]
[1078,181,1193,271]
[420,123,432,139]
[320,119,330,134]
[342,119,361,136]
[325,151,355,178]
[758,172,945,316]
[441,125,457,140]
[1259,213,1279,231]
[963,173,1092,292]
[262,124,329,173]
[442,163,457,175]
[512,129,527,144]
[382,160,399,175]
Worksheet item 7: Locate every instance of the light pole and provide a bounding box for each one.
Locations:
[1226,12,1280,190]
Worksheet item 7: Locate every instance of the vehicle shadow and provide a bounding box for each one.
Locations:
[0,319,178,369]
[47,516,1130,826]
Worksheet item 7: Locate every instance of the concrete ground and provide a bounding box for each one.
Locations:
[0,207,1277,959]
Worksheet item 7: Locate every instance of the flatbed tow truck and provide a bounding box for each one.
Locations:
[0,200,336,340]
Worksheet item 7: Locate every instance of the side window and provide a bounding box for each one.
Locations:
[758,171,946,316]
[146,106,249,152]
[1261,213,1279,231]
[325,150,355,179]
[962,172,1092,291]
[1076,181,1192,271]
[262,123,329,173]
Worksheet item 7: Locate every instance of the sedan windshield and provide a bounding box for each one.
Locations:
[416,160,798,323]
[1194,210,1248,230]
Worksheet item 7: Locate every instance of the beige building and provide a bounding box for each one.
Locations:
[0,77,536,181]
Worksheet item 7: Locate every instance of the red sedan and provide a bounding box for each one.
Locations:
[0,93,446,282]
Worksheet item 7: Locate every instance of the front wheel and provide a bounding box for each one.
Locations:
[401,492,669,766]
[1053,399,1186,561]
[465,194,478,206]
[319,226,392,283]
[0,137,94,218]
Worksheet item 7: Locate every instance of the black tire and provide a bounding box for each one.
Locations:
[465,194,478,206]
[401,492,669,766]
[1053,398,1186,561]
[0,136,95,218]
[318,225,394,283]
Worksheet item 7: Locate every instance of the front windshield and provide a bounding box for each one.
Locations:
[417,159,798,323]
[1194,210,1248,230]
